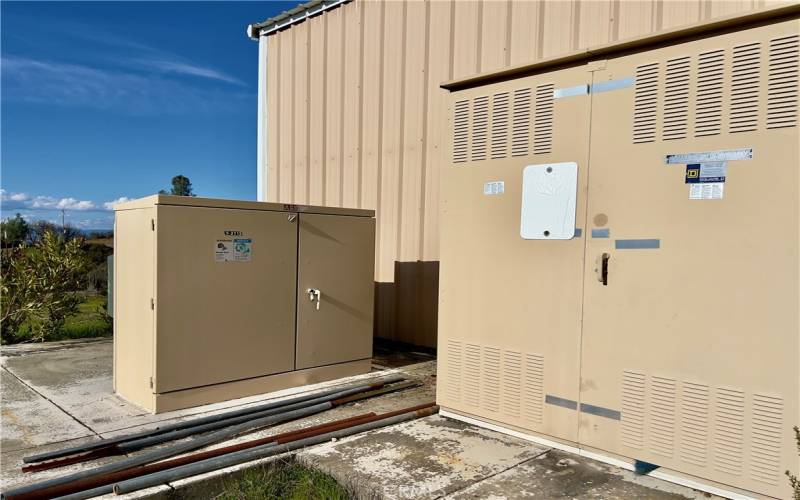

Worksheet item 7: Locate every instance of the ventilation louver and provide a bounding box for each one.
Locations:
[452,100,470,163]
[490,93,510,159]
[470,96,489,162]
[695,50,724,137]
[663,57,691,140]
[730,42,761,133]
[533,84,554,154]
[767,34,799,129]
[633,63,659,143]
[511,88,532,157]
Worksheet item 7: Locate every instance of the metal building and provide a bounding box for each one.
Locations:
[248,0,794,349]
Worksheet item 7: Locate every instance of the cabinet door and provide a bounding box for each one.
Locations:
[437,65,593,444]
[155,206,297,392]
[296,214,375,369]
[578,21,798,499]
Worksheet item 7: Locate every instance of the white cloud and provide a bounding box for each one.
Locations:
[131,59,246,86]
[1,56,252,114]
[103,197,133,210]
[1,189,97,211]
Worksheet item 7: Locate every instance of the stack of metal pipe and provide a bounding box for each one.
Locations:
[2,376,437,500]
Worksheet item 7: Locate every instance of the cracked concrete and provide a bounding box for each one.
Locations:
[1,339,719,499]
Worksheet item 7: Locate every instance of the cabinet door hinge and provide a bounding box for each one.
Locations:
[151,219,155,231]
[149,377,154,389]
[150,298,155,310]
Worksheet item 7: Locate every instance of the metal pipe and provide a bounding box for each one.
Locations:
[2,403,331,500]
[23,375,404,464]
[5,380,422,500]
[46,413,380,500]
[112,405,440,495]
[57,403,435,500]
[23,383,377,473]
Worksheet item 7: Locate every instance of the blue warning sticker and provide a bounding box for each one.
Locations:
[685,162,726,184]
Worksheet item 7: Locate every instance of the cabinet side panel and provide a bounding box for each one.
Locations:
[114,208,155,411]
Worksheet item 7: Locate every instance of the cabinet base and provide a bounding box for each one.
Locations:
[118,359,373,413]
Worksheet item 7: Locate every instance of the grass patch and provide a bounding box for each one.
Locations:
[218,459,352,500]
[14,294,112,342]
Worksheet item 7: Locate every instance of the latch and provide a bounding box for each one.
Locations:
[306,288,322,310]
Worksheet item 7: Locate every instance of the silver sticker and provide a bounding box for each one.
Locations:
[665,148,753,164]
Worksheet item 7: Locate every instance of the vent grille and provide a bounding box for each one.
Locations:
[533,84,554,154]
[663,56,691,140]
[767,34,799,129]
[500,350,523,418]
[490,93,510,159]
[621,370,646,449]
[443,340,463,403]
[463,343,481,407]
[650,376,677,457]
[695,50,724,137]
[511,88,532,156]
[470,96,489,161]
[680,381,709,467]
[633,63,659,143]
[481,346,501,412]
[714,387,745,475]
[750,393,783,485]
[522,353,544,423]
[730,42,761,133]
[453,100,469,163]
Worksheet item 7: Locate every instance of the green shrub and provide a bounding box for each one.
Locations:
[220,459,351,500]
[1,231,89,343]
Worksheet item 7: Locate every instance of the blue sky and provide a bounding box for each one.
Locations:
[1,1,296,229]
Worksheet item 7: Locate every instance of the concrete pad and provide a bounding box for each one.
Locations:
[445,450,713,499]
[299,414,550,499]
[1,368,94,453]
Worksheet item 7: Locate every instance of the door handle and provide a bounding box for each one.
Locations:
[307,288,322,310]
[598,253,610,286]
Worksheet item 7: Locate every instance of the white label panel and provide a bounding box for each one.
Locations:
[520,162,578,240]
[689,183,724,200]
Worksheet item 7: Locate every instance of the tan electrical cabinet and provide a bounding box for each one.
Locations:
[438,16,799,500]
[113,195,374,413]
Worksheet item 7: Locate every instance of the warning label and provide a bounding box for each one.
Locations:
[689,183,724,200]
[215,239,232,262]
[233,239,252,262]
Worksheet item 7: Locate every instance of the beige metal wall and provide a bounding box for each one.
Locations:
[260,0,782,347]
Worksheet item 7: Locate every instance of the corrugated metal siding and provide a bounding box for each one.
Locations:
[261,0,777,347]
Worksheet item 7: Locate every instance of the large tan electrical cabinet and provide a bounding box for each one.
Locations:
[437,10,799,500]
[114,195,375,413]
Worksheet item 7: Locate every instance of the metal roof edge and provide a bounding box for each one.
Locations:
[440,3,800,92]
[246,0,352,40]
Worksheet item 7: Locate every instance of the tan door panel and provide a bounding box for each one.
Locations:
[155,206,297,392]
[296,213,375,369]
[579,20,799,499]
[438,65,593,444]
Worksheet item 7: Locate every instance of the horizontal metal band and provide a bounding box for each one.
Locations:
[590,77,635,94]
[591,228,610,238]
[574,228,582,238]
[665,148,753,164]
[615,239,660,249]
[580,402,621,420]
[545,394,578,410]
[553,84,589,99]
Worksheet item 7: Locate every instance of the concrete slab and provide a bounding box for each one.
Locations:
[445,450,710,499]
[1,368,95,453]
[299,414,550,499]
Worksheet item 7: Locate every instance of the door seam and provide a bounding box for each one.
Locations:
[576,66,601,447]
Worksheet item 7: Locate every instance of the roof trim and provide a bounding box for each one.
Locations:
[246,0,352,40]
[441,3,800,92]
